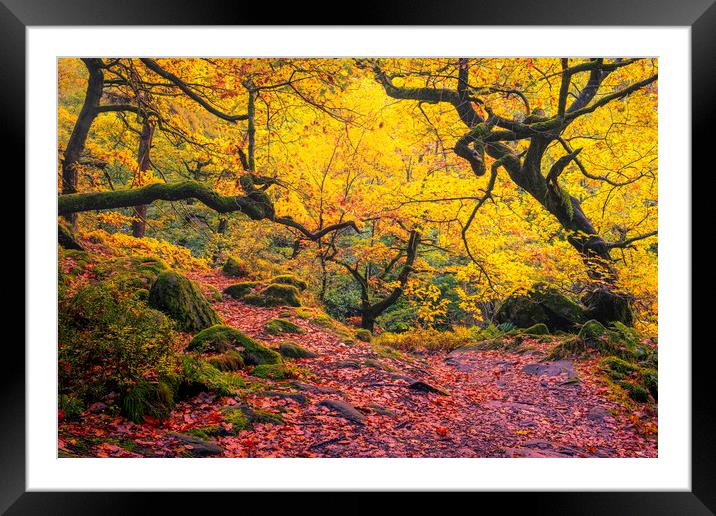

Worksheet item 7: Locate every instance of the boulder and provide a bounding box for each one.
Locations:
[222,256,249,278]
[583,287,634,326]
[278,342,318,359]
[264,318,305,336]
[270,274,308,291]
[243,283,302,307]
[148,271,222,332]
[169,432,223,457]
[187,325,281,366]
[317,399,366,424]
[494,286,586,332]
[223,281,260,300]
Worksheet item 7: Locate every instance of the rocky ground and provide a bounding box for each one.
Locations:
[58,268,657,459]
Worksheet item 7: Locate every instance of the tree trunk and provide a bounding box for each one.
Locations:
[360,312,376,332]
[131,118,155,238]
[61,58,104,228]
[355,230,421,333]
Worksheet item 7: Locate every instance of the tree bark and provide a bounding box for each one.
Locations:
[131,118,155,238]
[354,230,420,332]
[61,58,104,228]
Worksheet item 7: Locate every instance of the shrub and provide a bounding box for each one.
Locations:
[375,327,478,353]
[58,281,180,417]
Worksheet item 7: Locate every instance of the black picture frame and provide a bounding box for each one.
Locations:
[4,1,712,513]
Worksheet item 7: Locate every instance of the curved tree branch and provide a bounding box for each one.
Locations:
[140,58,249,123]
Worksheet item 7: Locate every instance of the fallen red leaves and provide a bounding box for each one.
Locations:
[58,267,658,459]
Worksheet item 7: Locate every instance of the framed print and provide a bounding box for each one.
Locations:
[5,0,713,513]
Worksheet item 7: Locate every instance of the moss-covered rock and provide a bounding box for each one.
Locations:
[188,325,249,353]
[205,284,223,302]
[583,287,634,326]
[494,285,586,332]
[222,257,249,278]
[188,325,281,366]
[278,341,317,359]
[601,355,639,376]
[178,356,246,397]
[148,271,222,332]
[270,274,308,291]
[578,319,607,342]
[355,329,372,342]
[523,323,550,336]
[223,281,260,300]
[251,363,295,380]
[264,318,305,336]
[243,283,301,307]
[205,350,244,372]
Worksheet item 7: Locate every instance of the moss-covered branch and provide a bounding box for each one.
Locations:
[57,181,361,241]
[58,181,274,220]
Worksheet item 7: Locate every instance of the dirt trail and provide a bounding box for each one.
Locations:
[59,270,657,458]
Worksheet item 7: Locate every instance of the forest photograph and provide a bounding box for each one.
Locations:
[57,56,658,459]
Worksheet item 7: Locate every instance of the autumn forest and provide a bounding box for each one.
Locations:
[58,57,658,458]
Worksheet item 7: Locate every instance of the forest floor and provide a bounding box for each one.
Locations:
[59,268,658,459]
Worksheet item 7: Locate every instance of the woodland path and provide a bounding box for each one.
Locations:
[59,269,657,459]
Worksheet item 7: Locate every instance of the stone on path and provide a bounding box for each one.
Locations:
[408,380,449,396]
[318,399,366,423]
[168,433,223,457]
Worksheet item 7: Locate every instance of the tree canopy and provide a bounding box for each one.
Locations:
[58,57,658,335]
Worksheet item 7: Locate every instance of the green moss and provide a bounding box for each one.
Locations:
[180,356,246,396]
[222,257,249,278]
[294,307,314,319]
[641,368,658,400]
[222,405,284,434]
[239,283,302,307]
[601,355,639,375]
[223,407,250,431]
[205,350,244,372]
[223,281,260,300]
[148,271,222,332]
[265,318,305,336]
[355,329,372,342]
[494,286,586,331]
[251,363,296,380]
[523,323,550,336]
[121,380,175,423]
[619,381,649,403]
[206,284,223,302]
[188,325,258,353]
[278,341,317,359]
[579,319,607,341]
[270,274,308,291]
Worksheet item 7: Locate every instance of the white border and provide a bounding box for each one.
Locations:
[27,27,691,491]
